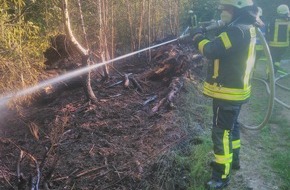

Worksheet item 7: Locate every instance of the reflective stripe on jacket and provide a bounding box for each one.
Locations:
[267,19,290,47]
[197,25,256,102]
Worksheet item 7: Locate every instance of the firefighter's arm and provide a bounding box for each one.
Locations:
[191,27,206,48]
[195,27,244,59]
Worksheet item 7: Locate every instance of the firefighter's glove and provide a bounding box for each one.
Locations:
[191,27,206,49]
[190,27,205,38]
[178,27,205,44]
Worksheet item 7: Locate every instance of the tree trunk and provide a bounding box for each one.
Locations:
[82,55,97,103]
[125,0,136,51]
[137,0,145,51]
[98,0,110,80]
[62,0,97,103]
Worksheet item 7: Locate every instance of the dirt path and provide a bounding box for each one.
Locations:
[230,106,289,190]
[230,128,280,190]
[228,60,290,190]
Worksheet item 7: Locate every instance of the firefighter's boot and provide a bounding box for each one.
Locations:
[206,177,230,189]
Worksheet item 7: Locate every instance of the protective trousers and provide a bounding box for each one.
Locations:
[211,99,241,180]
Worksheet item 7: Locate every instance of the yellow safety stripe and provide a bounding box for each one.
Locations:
[244,27,256,88]
[222,169,230,179]
[232,139,241,149]
[214,130,232,179]
[222,130,231,179]
[204,82,251,94]
[203,82,251,101]
[269,41,289,47]
[219,32,232,50]
[223,130,230,156]
[214,154,233,164]
[269,20,290,47]
[213,59,219,79]
[198,39,210,54]
[274,21,279,42]
[256,44,263,50]
[203,88,251,100]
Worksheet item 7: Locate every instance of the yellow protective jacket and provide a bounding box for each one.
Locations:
[196,24,256,103]
[267,18,290,47]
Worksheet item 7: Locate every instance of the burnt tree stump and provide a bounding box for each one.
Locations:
[143,43,205,112]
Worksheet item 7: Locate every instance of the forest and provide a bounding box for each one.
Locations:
[0,0,289,95]
[1,0,290,190]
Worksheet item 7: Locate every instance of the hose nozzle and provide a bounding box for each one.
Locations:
[204,20,225,31]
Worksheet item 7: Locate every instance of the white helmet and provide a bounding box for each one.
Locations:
[220,0,253,9]
[277,4,289,15]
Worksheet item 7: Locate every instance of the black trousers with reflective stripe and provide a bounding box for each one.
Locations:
[211,99,242,180]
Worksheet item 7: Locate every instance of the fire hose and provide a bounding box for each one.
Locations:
[241,27,275,130]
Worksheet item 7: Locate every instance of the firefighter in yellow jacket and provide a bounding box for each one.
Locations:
[190,0,259,189]
[267,4,290,75]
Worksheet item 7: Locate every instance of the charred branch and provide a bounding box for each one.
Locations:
[146,42,203,112]
[144,43,203,81]
[129,76,143,92]
[17,150,40,190]
[152,77,184,113]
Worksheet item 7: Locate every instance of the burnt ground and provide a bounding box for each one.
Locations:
[0,47,208,190]
[1,44,289,190]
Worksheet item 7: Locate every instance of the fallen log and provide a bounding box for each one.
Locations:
[145,42,204,112]
[152,77,184,113]
[143,43,203,81]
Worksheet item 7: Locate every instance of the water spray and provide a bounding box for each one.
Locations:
[0,19,224,108]
[0,38,180,107]
[1,20,283,130]
[2,16,224,107]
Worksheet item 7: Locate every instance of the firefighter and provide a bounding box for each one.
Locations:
[190,0,259,189]
[267,4,290,75]
[188,10,198,28]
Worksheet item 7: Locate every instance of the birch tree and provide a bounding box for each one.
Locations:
[62,0,97,103]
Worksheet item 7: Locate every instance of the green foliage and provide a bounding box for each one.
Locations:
[0,0,61,96]
[179,0,219,31]
[264,114,290,189]
[193,0,219,21]
[255,0,290,23]
[174,80,213,189]
[0,0,220,96]
[0,0,61,95]
[173,136,212,190]
[271,152,290,189]
[186,137,212,190]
